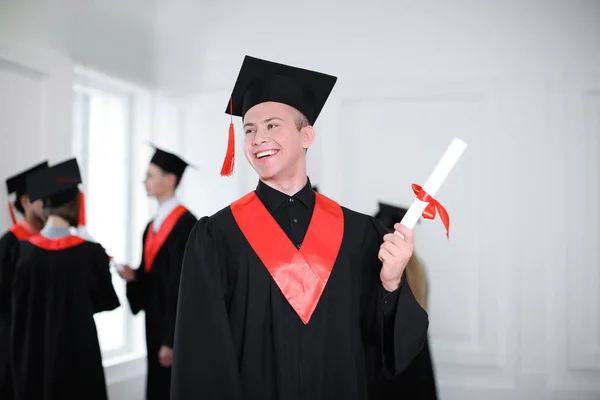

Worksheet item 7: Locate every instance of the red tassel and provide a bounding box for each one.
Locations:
[7,201,17,225]
[220,97,235,176]
[78,191,86,226]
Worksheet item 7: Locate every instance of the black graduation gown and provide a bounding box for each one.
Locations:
[369,337,438,399]
[0,230,20,400]
[171,192,429,400]
[10,237,120,400]
[369,273,438,399]
[125,210,197,400]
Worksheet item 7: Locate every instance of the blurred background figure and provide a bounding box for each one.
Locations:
[0,160,49,400]
[117,145,197,400]
[10,158,120,400]
[372,201,438,400]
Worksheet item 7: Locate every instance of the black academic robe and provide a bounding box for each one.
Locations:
[369,337,438,399]
[125,209,197,400]
[10,236,120,400]
[171,192,429,400]
[0,230,22,400]
[369,264,438,399]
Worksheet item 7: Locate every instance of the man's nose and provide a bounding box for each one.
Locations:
[253,127,269,145]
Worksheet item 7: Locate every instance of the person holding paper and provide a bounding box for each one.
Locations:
[371,202,438,400]
[10,158,120,400]
[171,55,429,400]
[117,145,197,400]
[0,160,49,400]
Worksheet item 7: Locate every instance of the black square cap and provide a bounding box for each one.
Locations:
[374,201,416,231]
[225,55,338,125]
[149,143,192,180]
[27,158,82,207]
[5,160,49,195]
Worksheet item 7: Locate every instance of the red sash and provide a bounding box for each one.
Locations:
[9,223,34,241]
[231,191,344,324]
[144,205,188,272]
[28,234,86,250]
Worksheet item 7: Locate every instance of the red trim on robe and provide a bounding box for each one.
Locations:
[144,205,188,272]
[10,224,32,241]
[230,191,344,324]
[9,220,38,241]
[28,234,86,250]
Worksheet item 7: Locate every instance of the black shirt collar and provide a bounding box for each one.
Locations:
[255,177,315,212]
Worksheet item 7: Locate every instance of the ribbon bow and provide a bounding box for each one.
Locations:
[411,184,450,239]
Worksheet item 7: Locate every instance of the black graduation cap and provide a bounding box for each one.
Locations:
[27,158,82,207]
[5,160,49,196]
[149,144,191,181]
[374,201,414,232]
[220,55,338,177]
[226,55,338,125]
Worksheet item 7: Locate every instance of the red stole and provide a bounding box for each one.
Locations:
[230,191,344,324]
[9,220,38,241]
[144,205,188,272]
[28,234,86,250]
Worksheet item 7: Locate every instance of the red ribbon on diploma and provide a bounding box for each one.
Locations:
[412,184,450,239]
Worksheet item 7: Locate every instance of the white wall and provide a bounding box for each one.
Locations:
[158,1,600,399]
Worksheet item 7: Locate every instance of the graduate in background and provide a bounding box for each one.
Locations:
[10,158,120,400]
[171,56,428,400]
[0,160,49,400]
[117,146,197,400]
[371,201,438,400]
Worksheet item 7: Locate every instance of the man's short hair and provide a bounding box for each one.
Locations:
[13,193,25,215]
[295,111,310,131]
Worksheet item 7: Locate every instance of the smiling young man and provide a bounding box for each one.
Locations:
[117,145,197,400]
[171,56,429,400]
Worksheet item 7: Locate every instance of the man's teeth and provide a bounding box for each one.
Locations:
[257,150,277,159]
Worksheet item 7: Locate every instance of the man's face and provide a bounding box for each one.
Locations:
[21,195,44,223]
[243,102,315,181]
[144,164,174,197]
[30,198,44,219]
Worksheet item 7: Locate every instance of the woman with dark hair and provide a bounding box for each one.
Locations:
[10,158,120,400]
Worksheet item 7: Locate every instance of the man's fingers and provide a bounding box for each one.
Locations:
[378,247,394,264]
[393,223,414,241]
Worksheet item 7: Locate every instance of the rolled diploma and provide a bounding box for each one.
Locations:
[395,137,467,236]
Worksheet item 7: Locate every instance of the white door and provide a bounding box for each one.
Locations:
[0,39,72,230]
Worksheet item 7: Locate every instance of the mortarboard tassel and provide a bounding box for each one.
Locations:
[76,191,96,242]
[7,201,17,225]
[78,191,86,227]
[220,96,236,177]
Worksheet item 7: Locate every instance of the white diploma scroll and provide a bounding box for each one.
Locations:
[396,137,467,236]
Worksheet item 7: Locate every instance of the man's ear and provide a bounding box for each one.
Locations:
[301,125,316,150]
[167,173,178,189]
[20,194,30,208]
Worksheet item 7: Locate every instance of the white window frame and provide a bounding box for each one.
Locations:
[71,65,150,367]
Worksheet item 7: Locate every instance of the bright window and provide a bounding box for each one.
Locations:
[71,68,148,361]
